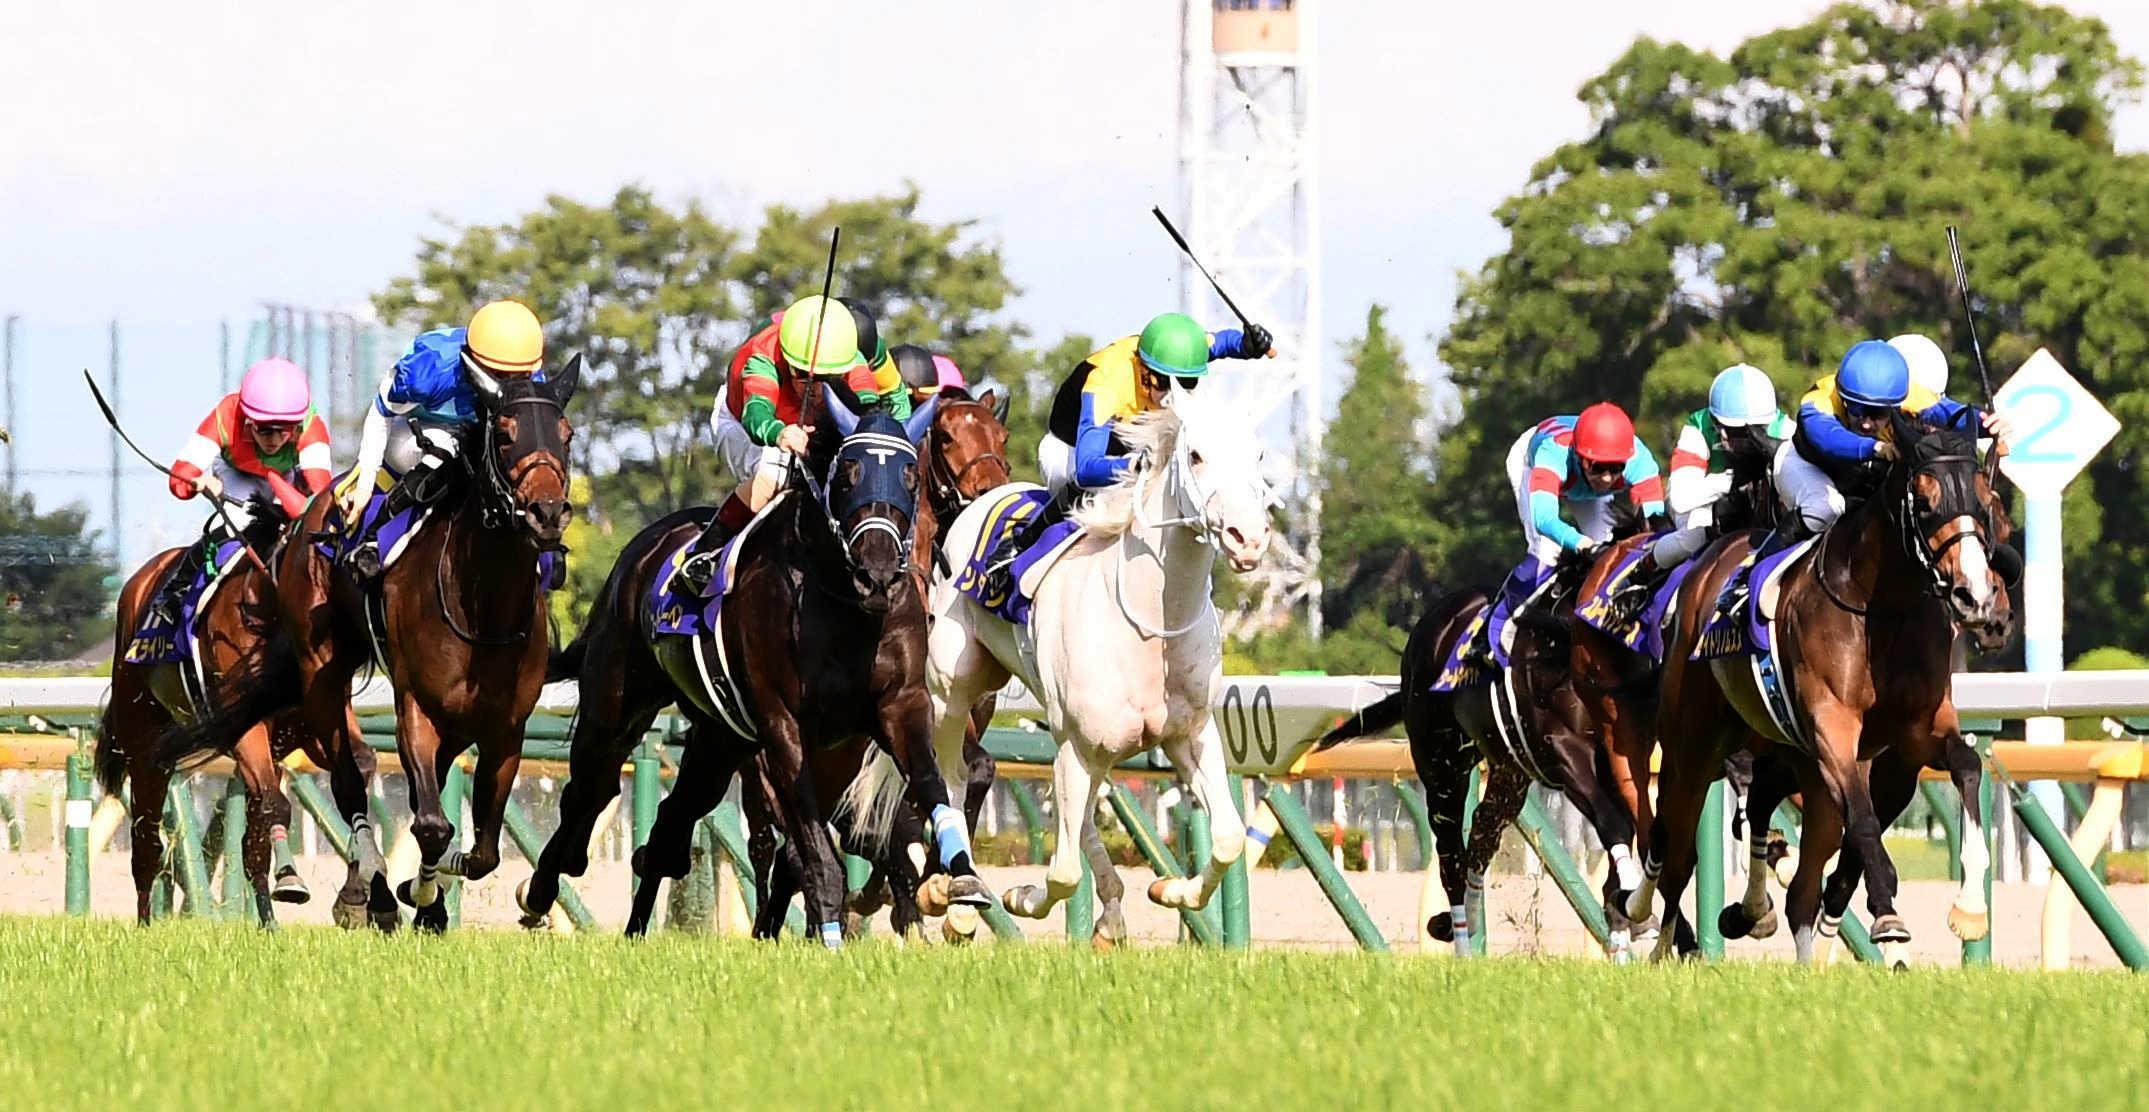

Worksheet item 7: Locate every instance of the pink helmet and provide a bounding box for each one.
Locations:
[931,354,966,392]
[238,358,312,423]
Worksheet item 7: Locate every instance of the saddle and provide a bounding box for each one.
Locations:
[1574,546,1696,661]
[320,467,438,576]
[1690,535,1816,661]
[124,537,251,669]
[950,485,1084,625]
[643,495,790,739]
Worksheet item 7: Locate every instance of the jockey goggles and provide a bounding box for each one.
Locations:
[1582,457,1625,479]
[1843,398,1894,422]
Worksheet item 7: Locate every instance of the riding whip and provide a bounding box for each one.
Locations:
[83,368,272,574]
[1152,205,1252,330]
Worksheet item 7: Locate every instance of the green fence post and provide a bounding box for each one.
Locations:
[1221,775,1251,950]
[2008,781,2147,970]
[1105,784,1220,946]
[1066,850,1095,944]
[1696,779,1725,959]
[217,778,247,917]
[164,778,214,919]
[1009,782,1049,864]
[1463,767,1487,956]
[1513,792,1610,949]
[630,739,660,893]
[1259,781,1389,953]
[1186,802,1222,941]
[705,805,760,921]
[1394,779,1433,871]
[441,763,467,929]
[2054,782,2107,881]
[64,750,91,916]
[1918,781,1963,883]
[0,789,22,851]
[501,798,596,932]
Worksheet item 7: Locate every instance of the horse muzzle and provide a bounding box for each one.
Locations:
[522,498,572,546]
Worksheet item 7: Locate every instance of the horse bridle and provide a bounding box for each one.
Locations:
[473,392,570,543]
[926,401,1009,518]
[1114,433,1227,640]
[1894,445,1989,599]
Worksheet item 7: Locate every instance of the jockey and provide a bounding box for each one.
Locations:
[931,354,969,396]
[1774,339,2012,542]
[1039,311,1272,498]
[1602,365,1788,619]
[148,358,332,624]
[1890,333,1950,397]
[674,294,892,595]
[339,300,548,579]
[1493,403,1663,650]
[840,297,912,421]
[974,311,1271,603]
[890,343,944,407]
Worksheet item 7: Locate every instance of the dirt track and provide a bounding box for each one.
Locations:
[5,849,2140,967]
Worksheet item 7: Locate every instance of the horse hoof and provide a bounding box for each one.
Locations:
[411,901,448,934]
[945,905,981,939]
[272,871,311,905]
[915,873,953,917]
[1870,914,1911,944]
[1718,905,1754,941]
[1146,878,1177,907]
[945,875,992,909]
[941,918,974,946]
[1090,931,1117,954]
[1001,886,1046,919]
[1426,912,1455,944]
[396,879,418,908]
[1749,905,1780,941]
[1947,905,1989,943]
[331,898,369,931]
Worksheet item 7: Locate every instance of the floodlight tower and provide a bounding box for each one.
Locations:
[1178,0,1325,635]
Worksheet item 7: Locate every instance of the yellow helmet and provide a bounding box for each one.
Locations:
[465,300,545,375]
[777,295,862,376]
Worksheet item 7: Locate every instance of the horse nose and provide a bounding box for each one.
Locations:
[1225,525,1247,549]
[531,500,571,534]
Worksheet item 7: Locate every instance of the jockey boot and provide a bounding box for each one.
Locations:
[977,498,1066,606]
[341,482,413,582]
[675,495,753,597]
[147,538,211,628]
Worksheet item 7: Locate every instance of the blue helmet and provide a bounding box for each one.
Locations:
[1837,340,1910,408]
[1707,363,1779,427]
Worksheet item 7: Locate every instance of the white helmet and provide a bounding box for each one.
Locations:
[1888,334,1948,396]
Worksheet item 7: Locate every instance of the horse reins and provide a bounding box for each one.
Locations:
[438,392,570,645]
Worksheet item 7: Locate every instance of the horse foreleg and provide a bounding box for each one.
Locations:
[1787,781,1844,965]
[763,715,847,949]
[1938,731,1991,942]
[1080,792,1125,949]
[125,758,172,926]
[393,695,454,931]
[1150,716,1246,913]
[1004,744,1098,921]
[232,726,302,927]
[1718,747,1798,943]
[626,735,738,938]
[882,686,990,912]
[524,701,660,923]
[1812,715,1908,969]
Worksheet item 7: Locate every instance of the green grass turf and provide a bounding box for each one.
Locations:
[1,916,2142,1110]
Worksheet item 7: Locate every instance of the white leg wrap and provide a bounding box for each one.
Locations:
[1609,843,1642,894]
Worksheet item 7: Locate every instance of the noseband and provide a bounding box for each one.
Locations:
[927,402,1009,517]
[1895,447,1988,600]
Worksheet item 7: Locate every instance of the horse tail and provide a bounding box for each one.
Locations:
[1318,690,1404,749]
[833,748,910,859]
[93,694,128,798]
[154,633,305,772]
[546,635,586,683]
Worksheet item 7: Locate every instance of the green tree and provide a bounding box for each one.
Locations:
[1437,0,2149,654]
[1318,305,1441,630]
[0,492,114,662]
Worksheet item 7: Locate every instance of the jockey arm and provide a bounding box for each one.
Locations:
[1071,330,1258,490]
[167,407,225,502]
[1623,437,1667,519]
[739,353,890,447]
[1664,415,1728,517]
[1525,435,1590,552]
[347,369,407,499]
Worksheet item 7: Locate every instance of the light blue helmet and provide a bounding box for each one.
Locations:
[1707,363,1779,428]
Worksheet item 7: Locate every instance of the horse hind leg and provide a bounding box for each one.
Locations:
[1082,788,1126,950]
[1004,744,1100,921]
[1939,732,1992,943]
[626,739,736,938]
[232,726,303,929]
[1719,749,1798,943]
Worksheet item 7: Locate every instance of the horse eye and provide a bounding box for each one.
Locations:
[1190,450,1204,466]
[903,463,918,492]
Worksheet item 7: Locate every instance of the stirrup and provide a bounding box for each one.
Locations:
[345,542,383,580]
[674,549,720,596]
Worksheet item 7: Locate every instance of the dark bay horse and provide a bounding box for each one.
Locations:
[161,359,579,932]
[102,523,374,927]
[524,390,990,945]
[1638,419,2010,966]
[1321,552,1662,958]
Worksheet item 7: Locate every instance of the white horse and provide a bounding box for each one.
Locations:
[848,392,1275,943]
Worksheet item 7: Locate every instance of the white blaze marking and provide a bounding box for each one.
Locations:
[1953,517,1991,606]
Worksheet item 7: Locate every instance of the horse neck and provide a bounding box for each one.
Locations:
[1129,461,1215,637]
[1817,469,1931,621]
[443,498,541,629]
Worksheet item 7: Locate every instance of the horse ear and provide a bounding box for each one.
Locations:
[820,383,861,438]
[547,354,583,407]
[902,395,941,446]
[974,388,999,415]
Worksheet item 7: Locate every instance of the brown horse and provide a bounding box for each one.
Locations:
[162,359,579,932]
[1320,552,1667,958]
[1637,419,2009,965]
[101,523,368,927]
[524,394,990,945]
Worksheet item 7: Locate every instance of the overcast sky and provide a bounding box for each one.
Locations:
[8,0,2149,564]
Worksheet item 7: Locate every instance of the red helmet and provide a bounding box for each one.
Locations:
[1572,402,1636,465]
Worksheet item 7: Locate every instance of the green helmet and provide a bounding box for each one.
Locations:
[1136,312,1210,378]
